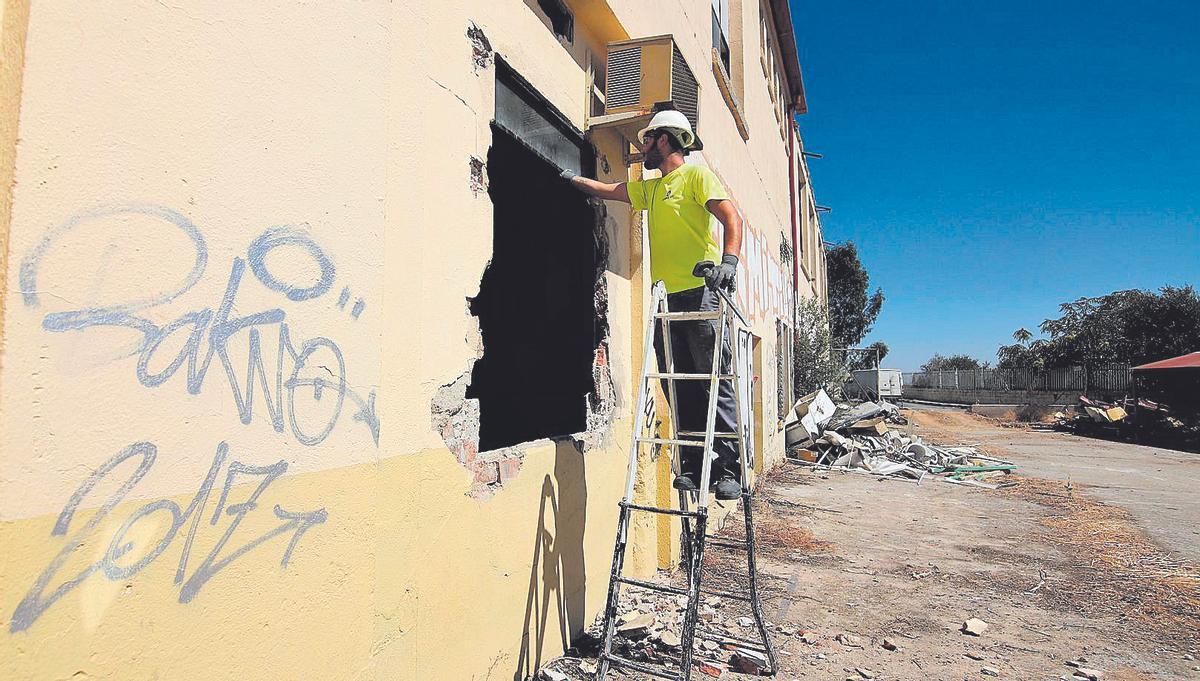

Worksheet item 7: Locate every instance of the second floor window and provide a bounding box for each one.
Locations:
[712,0,731,75]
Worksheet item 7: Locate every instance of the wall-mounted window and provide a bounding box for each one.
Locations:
[536,0,573,43]
[711,0,748,139]
[759,0,788,140]
[776,318,793,427]
[713,0,732,74]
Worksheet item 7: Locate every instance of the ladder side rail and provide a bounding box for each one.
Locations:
[696,294,729,508]
[722,295,779,672]
[658,288,701,602]
[657,286,684,477]
[596,505,629,681]
[622,282,669,507]
[726,302,751,492]
[743,494,779,672]
[678,513,708,676]
[599,282,669,681]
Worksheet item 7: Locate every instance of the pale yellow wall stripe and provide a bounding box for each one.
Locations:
[0,0,31,379]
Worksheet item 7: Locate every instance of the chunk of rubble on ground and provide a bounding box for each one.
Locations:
[532,579,798,679]
[784,391,1019,487]
[961,617,989,636]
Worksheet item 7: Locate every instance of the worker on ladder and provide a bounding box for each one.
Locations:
[560,109,745,500]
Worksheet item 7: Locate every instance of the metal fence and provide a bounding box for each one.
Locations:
[903,364,1132,394]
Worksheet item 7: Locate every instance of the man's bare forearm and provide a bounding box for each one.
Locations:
[721,213,742,256]
[708,199,742,256]
[566,175,630,203]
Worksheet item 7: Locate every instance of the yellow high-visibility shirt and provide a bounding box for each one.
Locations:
[627,163,729,293]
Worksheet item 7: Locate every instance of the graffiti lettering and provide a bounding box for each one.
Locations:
[734,225,793,325]
[19,204,379,445]
[9,441,327,633]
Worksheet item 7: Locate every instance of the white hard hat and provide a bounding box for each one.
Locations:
[636,109,696,150]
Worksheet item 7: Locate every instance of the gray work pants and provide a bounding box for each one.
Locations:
[653,286,741,482]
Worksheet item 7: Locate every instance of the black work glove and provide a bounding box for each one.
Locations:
[704,254,739,292]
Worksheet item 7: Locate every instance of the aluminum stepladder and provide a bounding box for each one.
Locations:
[595,276,777,680]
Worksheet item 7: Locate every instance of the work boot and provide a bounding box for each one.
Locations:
[672,473,698,491]
[714,477,742,500]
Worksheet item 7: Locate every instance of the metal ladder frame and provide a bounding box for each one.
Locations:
[595,280,777,679]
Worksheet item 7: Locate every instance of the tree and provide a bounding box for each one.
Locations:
[999,286,1200,368]
[996,328,1045,370]
[792,295,846,396]
[826,242,884,349]
[921,353,988,372]
[847,340,889,371]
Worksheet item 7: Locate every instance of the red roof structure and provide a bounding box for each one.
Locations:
[1132,351,1200,371]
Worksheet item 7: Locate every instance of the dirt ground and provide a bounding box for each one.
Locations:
[911,410,1200,562]
[539,408,1200,680]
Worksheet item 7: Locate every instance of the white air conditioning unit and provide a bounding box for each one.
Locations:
[589,35,703,156]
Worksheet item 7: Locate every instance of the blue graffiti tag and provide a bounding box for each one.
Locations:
[18,205,379,446]
[247,226,336,302]
[9,441,328,633]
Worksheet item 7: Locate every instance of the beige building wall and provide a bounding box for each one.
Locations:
[0,1,824,680]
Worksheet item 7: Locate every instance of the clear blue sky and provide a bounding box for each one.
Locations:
[790,1,1200,372]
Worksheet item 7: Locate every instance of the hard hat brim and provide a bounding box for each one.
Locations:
[635,123,697,150]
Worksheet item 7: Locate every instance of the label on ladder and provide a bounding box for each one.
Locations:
[735,328,755,471]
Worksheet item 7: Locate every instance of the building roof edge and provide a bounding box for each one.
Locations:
[767,0,807,114]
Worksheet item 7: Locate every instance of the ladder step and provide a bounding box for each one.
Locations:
[616,575,753,604]
[704,537,749,550]
[699,588,753,603]
[617,576,687,597]
[637,437,706,447]
[619,501,702,518]
[678,430,739,439]
[601,652,680,680]
[694,627,771,651]
[654,311,721,321]
[645,372,736,380]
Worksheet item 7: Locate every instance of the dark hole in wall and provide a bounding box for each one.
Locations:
[467,126,598,451]
[536,0,574,42]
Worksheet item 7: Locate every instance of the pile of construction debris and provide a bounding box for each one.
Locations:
[784,390,1017,488]
[1052,394,1131,429]
[1049,395,1199,450]
[539,589,778,679]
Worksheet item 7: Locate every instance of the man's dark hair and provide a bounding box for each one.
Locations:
[662,131,685,154]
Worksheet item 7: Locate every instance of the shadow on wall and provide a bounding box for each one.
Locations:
[512,440,588,680]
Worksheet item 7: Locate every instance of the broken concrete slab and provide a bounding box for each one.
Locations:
[729,649,769,674]
[617,612,655,637]
[835,632,864,647]
[962,618,989,636]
